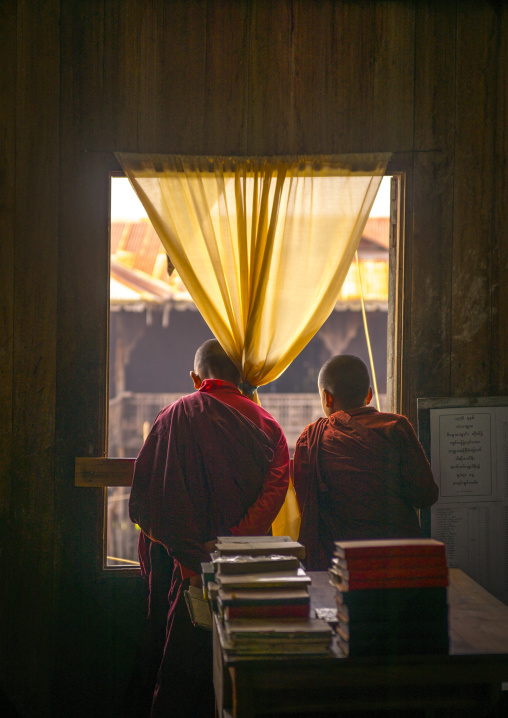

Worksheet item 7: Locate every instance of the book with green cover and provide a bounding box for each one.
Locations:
[328,566,448,590]
[334,538,446,560]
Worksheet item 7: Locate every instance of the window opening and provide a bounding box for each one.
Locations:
[106,174,395,567]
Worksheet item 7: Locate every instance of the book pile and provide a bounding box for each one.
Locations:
[203,536,333,657]
[328,538,449,657]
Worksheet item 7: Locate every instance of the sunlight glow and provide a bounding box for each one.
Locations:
[370,176,391,217]
[111,177,148,221]
[111,175,391,222]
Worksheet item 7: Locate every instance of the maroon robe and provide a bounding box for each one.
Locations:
[130,390,276,573]
[294,406,439,570]
[129,388,281,717]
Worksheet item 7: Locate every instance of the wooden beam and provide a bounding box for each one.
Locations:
[75,457,134,487]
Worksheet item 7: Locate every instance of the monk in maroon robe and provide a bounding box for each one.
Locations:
[129,340,290,717]
[293,355,438,570]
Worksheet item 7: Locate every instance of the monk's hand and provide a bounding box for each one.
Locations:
[204,538,217,554]
[189,574,203,588]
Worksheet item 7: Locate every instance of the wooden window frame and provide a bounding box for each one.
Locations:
[387,170,406,415]
[75,163,408,575]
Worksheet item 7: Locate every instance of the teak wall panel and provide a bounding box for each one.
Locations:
[136,0,165,152]
[408,2,457,405]
[413,0,456,153]
[409,153,454,402]
[102,0,151,151]
[204,0,250,154]
[9,0,60,714]
[451,3,497,396]
[292,0,335,153]
[0,0,16,696]
[55,153,114,712]
[493,6,508,395]
[293,0,375,154]
[158,0,207,153]
[372,2,415,153]
[248,0,295,155]
[55,2,155,712]
[59,6,126,701]
[69,0,105,154]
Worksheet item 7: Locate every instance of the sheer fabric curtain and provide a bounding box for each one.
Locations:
[116,153,390,537]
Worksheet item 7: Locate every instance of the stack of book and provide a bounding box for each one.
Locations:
[203,535,333,657]
[328,538,449,657]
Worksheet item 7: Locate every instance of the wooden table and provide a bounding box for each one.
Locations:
[213,569,508,717]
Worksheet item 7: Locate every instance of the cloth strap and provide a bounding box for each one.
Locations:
[238,381,258,397]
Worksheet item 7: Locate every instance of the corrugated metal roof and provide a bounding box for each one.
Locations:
[110,222,127,254]
[112,220,167,277]
[110,277,143,304]
[110,258,174,300]
[363,217,390,249]
[110,220,389,309]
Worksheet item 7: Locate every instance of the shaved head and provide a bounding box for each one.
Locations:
[194,339,241,385]
[318,354,371,410]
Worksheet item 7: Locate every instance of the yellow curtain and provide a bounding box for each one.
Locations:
[116,153,390,538]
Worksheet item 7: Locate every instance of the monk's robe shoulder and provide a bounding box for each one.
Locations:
[150,391,223,428]
[298,417,328,444]
[349,407,415,433]
[294,417,328,480]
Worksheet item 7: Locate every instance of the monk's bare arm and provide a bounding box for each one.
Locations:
[398,418,439,507]
[229,433,290,536]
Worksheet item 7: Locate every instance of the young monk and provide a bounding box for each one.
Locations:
[293,354,438,570]
[129,339,289,718]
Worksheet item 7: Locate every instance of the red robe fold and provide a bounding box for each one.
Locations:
[130,389,276,573]
[129,381,289,717]
[294,406,439,570]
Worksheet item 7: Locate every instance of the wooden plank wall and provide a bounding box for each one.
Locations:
[0,2,17,710]
[1,1,508,715]
[1,1,61,715]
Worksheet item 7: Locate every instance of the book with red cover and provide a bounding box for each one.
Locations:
[330,564,448,582]
[328,567,449,591]
[331,554,446,572]
[333,538,446,560]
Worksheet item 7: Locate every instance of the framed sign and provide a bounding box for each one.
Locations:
[418,397,508,605]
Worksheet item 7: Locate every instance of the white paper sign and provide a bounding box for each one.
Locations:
[429,406,508,604]
[437,412,492,499]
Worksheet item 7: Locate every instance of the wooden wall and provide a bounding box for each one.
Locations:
[1,1,507,715]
